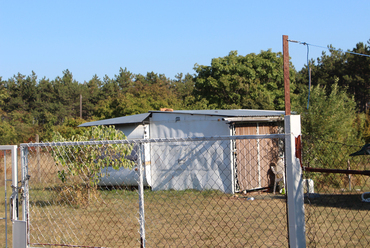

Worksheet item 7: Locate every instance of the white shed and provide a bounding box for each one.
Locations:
[79,109,286,193]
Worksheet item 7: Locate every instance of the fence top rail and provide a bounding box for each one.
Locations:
[20,134,286,148]
[0,145,18,150]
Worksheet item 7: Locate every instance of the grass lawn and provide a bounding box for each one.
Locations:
[2,185,370,247]
[25,187,288,247]
[2,149,370,247]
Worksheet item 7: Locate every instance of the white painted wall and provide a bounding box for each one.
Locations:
[115,123,146,139]
[149,112,230,138]
[149,112,233,193]
[99,123,152,187]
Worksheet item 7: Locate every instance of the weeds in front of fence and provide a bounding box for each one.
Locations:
[52,184,101,207]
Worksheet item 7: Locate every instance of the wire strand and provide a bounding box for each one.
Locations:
[288,39,370,110]
[288,40,370,58]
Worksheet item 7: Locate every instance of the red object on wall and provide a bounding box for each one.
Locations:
[295,135,302,168]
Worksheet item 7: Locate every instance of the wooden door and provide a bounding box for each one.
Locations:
[235,122,280,191]
[235,124,258,191]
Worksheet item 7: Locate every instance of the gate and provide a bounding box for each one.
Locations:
[18,115,305,247]
[0,145,26,248]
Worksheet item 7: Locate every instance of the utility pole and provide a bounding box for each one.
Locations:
[283,35,291,116]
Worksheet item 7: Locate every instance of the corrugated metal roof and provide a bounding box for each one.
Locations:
[79,109,285,127]
[149,109,285,117]
[79,113,151,127]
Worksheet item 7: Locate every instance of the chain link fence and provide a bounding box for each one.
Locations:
[20,135,288,247]
[302,140,370,247]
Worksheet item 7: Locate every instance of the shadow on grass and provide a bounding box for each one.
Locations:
[29,200,53,208]
[305,193,370,210]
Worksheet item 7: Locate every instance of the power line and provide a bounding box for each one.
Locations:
[288,40,370,58]
[287,39,370,109]
[306,44,311,110]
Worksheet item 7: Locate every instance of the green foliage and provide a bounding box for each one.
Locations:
[296,40,370,112]
[94,71,183,118]
[344,41,370,111]
[362,112,370,143]
[294,83,358,143]
[52,125,134,188]
[0,110,38,144]
[81,75,104,119]
[8,110,38,143]
[193,50,296,110]
[50,117,87,140]
[293,83,362,187]
[0,117,17,145]
[0,40,369,148]
[0,77,9,110]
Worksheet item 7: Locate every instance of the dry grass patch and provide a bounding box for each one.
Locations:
[27,188,289,247]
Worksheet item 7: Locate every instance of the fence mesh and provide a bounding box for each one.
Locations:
[303,140,370,247]
[21,135,288,247]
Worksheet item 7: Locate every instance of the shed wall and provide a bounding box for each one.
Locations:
[149,113,233,193]
[99,123,151,187]
[149,113,230,138]
[115,123,146,139]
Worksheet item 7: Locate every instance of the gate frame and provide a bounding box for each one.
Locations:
[0,145,27,248]
[285,115,306,248]
[19,115,307,247]
[1,148,9,247]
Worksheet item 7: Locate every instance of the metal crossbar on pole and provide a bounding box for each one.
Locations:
[304,167,370,176]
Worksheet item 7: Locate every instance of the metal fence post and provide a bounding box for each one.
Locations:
[3,150,8,248]
[21,146,29,245]
[285,115,306,248]
[138,142,146,248]
[10,145,18,222]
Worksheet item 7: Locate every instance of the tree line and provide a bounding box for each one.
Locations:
[0,40,369,145]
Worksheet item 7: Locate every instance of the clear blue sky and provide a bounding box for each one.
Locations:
[1,1,369,83]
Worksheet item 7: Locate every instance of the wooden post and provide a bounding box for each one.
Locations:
[80,94,82,119]
[283,35,291,116]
